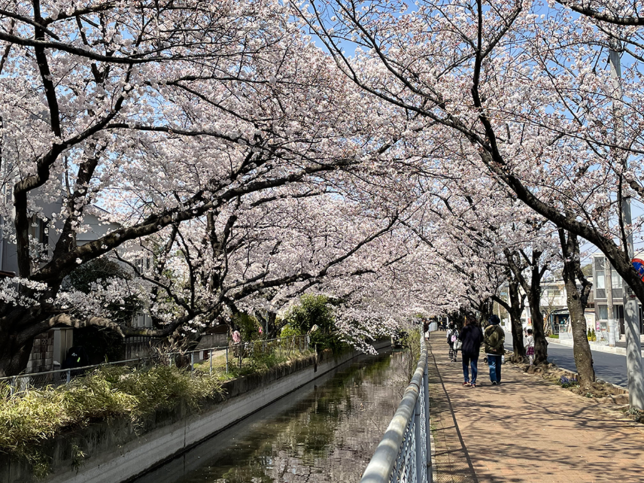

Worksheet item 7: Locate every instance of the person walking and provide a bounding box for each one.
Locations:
[484,315,505,385]
[459,317,484,387]
[446,322,459,362]
[524,328,535,365]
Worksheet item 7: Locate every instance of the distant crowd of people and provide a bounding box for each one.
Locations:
[441,315,535,388]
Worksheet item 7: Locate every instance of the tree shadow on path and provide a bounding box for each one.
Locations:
[429,332,644,483]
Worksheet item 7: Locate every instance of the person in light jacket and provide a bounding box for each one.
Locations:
[446,322,459,362]
[524,328,535,366]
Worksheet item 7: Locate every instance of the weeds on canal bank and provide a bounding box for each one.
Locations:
[0,365,223,474]
[399,329,421,377]
[201,347,316,381]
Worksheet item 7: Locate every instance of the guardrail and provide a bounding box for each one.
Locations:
[0,334,309,397]
[361,333,431,483]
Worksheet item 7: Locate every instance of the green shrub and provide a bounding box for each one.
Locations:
[0,365,223,469]
[284,294,334,334]
[233,312,262,341]
[280,324,302,338]
[223,341,313,379]
[283,294,347,354]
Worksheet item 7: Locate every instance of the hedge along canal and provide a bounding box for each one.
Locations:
[0,341,394,483]
[133,349,413,483]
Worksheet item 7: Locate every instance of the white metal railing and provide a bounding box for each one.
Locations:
[360,333,431,483]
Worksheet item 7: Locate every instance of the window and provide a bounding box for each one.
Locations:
[612,270,623,289]
[598,305,608,320]
[596,270,605,289]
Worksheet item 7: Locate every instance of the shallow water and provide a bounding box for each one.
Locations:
[134,350,411,483]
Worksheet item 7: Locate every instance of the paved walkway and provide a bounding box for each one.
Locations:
[427,333,644,482]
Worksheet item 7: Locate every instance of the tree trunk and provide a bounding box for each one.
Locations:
[0,320,35,377]
[527,251,548,364]
[564,276,595,388]
[505,249,548,364]
[558,229,595,389]
[528,285,548,365]
[493,272,526,362]
[508,279,526,360]
[478,298,493,326]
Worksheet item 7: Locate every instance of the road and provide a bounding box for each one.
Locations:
[505,336,628,387]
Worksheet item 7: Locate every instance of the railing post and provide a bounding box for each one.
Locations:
[424,363,432,482]
[10,376,16,396]
[209,349,213,376]
[190,352,194,374]
[66,369,71,385]
[225,346,229,373]
[415,397,423,483]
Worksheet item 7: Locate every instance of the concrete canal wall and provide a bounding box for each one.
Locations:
[0,340,391,483]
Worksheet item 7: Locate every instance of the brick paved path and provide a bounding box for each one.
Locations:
[427,333,644,482]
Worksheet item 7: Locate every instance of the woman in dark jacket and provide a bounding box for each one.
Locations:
[459,317,484,387]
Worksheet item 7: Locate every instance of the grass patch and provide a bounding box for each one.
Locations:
[548,334,559,339]
[1,339,316,476]
[0,365,224,474]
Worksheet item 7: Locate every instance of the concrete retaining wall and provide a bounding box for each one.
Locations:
[0,340,391,483]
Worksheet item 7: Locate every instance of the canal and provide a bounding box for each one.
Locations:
[134,349,412,483]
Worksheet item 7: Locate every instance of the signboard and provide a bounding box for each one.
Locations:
[632,258,644,282]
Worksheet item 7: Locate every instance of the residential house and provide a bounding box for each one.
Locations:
[0,203,157,372]
[498,275,595,337]
[592,252,644,341]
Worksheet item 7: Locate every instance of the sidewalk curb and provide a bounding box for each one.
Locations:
[547,337,644,357]
[427,365,438,483]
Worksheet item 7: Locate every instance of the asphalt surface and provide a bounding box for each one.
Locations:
[505,336,628,388]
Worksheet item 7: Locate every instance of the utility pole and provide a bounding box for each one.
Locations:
[605,257,616,346]
[609,41,644,409]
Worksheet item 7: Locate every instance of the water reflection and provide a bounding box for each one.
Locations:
[136,350,410,483]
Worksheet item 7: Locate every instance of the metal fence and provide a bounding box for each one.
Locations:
[360,333,431,483]
[0,335,310,397]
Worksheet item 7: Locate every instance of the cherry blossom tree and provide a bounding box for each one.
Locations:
[300,0,644,302]
[109,191,405,345]
[0,0,406,376]
[293,0,644,367]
